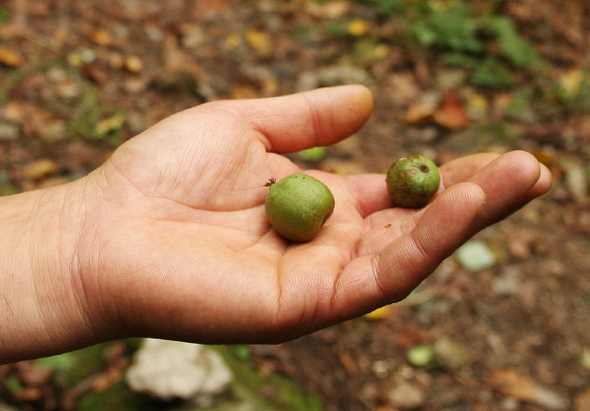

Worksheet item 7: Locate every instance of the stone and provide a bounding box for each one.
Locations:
[455,240,496,271]
[125,339,232,406]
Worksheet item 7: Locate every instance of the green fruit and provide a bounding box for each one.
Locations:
[265,174,335,242]
[386,155,440,208]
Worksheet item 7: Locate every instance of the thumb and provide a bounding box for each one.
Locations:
[214,85,374,153]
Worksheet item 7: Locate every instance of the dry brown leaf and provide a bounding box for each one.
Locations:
[231,84,260,100]
[404,102,436,125]
[90,29,114,46]
[489,368,537,401]
[433,91,470,130]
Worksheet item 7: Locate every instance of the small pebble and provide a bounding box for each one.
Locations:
[455,240,496,271]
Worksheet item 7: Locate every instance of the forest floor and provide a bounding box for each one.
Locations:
[1,0,590,410]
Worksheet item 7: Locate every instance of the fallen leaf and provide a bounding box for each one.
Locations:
[306,1,350,19]
[489,369,568,410]
[225,33,241,51]
[364,305,392,321]
[90,29,114,46]
[124,55,144,73]
[489,368,537,400]
[231,84,259,99]
[559,68,585,101]
[246,29,273,58]
[95,114,125,137]
[16,387,43,402]
[404,103,436,125]
[0,45,23,67]
[23,159,59,180]
[347,18,369,37]
[82,63,110,84]
[403,91,441,125]
[433,91,470,130]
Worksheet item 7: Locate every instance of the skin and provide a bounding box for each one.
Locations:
[0,85,552,364]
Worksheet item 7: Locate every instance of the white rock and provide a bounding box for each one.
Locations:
[455,240,496,271]
[125,339,232,406]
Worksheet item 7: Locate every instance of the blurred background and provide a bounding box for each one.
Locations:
[0,0,589,410]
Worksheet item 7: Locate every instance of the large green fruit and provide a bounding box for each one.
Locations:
[265,174,335,242]
[386,155,440,208]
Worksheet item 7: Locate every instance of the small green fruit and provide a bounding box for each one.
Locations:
[386,155,440,208]
[265,174,335,242]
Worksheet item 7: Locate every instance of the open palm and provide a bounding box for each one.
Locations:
[76,85,551,345]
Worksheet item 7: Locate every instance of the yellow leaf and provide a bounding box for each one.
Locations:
[246,30,273,58]
[0,45,23,67]
[125,56,143,73]
[95,114,126,136]
[347,18,369,37]
[225,33,241,51]
[23,159,59,180]
[364,305,391,321]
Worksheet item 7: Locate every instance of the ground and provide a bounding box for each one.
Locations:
[1,0,590,410]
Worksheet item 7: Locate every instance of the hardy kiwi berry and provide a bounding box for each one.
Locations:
[265,174,335,242]
[386,155,440,208]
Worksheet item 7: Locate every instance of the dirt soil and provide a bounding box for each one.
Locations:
[1,0,590,410]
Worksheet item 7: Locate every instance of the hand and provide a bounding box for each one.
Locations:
[0,86,551,363]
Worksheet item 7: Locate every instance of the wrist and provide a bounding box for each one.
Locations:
[0,180,95,363]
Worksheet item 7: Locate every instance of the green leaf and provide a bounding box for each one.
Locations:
[411,2,484,53]
[469,57,516,88]
[486,16,541,68]
[4,375,23,394]
[439,52,480,69]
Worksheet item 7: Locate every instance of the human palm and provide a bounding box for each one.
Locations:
[75,85,551,345]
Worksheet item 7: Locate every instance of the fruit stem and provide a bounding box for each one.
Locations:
[264,177,277,187]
